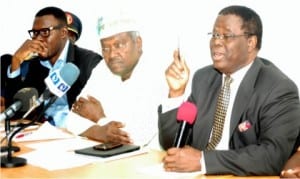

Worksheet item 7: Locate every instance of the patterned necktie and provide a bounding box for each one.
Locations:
[206,75,233,150]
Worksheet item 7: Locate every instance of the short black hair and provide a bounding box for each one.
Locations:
[219,5,263,50]
[35,6,67,26]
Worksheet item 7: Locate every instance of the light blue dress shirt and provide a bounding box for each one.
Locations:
[42,40,70,127]
[7,40,71,127]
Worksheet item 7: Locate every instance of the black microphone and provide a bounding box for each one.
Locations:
[173,101,197,148]
[0,101,21,122]
[0,88,38,153]
[1,62,80,168]
[0,88,38,122]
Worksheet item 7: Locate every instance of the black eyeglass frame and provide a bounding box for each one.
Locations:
[28,24,64,38]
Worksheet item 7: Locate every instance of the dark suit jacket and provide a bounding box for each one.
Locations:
[5,43,102,109]
[158,57,300,176]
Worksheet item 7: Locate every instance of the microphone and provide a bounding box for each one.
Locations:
[0,102,21,122]
[173,101,197,148]
[33,62,80,118]
[0,88,38,122]
[0,88,38,153]
[1,62,80,168]
[23,62,80,118]
[44,62,80,98]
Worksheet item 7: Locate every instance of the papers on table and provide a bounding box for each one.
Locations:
[20,137,101,170]
[13,122,74,142]
[20,138,148,171]
[11,124,147,171]
[138,163,204,178]
[11,124,201,177]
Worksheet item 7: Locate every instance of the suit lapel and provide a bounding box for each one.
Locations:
[66,43,75,63]
[193,69,223,148]
[229,58,263,136]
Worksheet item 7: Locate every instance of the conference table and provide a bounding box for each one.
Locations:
[0,125,280,178]
[1,144,165,178]
[0,145,281,178]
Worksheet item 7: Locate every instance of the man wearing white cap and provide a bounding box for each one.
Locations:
[65,13,166,149]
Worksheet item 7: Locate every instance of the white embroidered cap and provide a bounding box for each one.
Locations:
[97,12,139,40]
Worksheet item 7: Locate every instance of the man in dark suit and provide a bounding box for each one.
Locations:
[158,5,300,176]
[5,6,102,127]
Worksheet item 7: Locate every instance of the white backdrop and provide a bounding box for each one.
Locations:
[1,0,299,89]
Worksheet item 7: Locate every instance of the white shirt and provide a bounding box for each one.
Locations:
[214,62,252,150]
[66,53,167,149]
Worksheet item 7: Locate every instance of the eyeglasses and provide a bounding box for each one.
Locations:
[28,24,64,38]
[208,32,253,41]
[101,41,128,54]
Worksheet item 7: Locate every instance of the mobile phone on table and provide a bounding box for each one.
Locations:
[93,143,123,151]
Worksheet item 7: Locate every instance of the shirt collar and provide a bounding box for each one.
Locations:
[223,60,254,86]
[41,40,70,70]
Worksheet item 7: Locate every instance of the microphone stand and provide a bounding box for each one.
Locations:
[0,117,21,153]
[1,96,57,168]
[1,93,45,154]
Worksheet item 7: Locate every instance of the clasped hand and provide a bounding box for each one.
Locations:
[13,39,48,63]
[163,146,202,172]
[72,95,133,144]
[101,121,133,144]
[72,95,105,122]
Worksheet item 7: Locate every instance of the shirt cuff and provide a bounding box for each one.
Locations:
[7,65,21,78]
[160,96,185,113]
[96,117,111,126]
[200,151,207,174]
[65,111,95,135]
